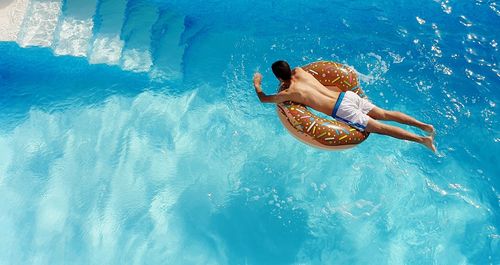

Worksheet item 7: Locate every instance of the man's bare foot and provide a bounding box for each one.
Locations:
[421,136,437,153]
[422,124,435,138]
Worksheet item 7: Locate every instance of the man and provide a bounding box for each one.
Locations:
[253,60,436,152]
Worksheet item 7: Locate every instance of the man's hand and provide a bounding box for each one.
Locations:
[253,72,289,103]
[253,73,263,92]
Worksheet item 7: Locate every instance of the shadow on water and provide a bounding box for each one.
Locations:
[173,184,311,265]
[168,156,313,264]
[209,194,310,265]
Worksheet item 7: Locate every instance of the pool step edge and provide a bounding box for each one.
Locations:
[0,0,29,41]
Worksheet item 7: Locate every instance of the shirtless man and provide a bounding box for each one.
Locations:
[253,60,436,152]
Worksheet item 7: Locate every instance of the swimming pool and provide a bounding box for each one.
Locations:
[0,0,498,264]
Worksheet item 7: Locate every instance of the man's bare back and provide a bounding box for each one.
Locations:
[254,60,436,152]
[281,68,341,115]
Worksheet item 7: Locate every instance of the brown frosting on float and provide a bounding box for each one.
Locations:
[276,61,369,149]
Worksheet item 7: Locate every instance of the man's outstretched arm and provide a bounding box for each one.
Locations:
[253,73,291,103]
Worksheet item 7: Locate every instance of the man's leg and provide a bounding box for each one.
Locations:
[367,107,434,134]
[365,118,436,152]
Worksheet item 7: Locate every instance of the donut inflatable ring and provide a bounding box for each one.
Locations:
[276,61,369,150]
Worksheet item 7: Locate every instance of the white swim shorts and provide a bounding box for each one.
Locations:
[331,91,375,131]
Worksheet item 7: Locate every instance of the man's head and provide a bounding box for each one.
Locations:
[271,60,292,81]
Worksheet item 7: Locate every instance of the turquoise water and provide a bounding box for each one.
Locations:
[0,0,499,264]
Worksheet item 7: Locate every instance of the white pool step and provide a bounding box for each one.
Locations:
[89,0,128,65]
[0,0,30,41]
[119,1,159,72]
[0,0,187,78]
[53,0,98,57]
[151,9,186,79]
[17,0,62,47]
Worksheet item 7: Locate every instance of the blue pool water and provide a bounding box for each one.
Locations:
[0,0,499,264]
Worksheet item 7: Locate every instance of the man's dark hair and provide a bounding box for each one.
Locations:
[271,60,292,81]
